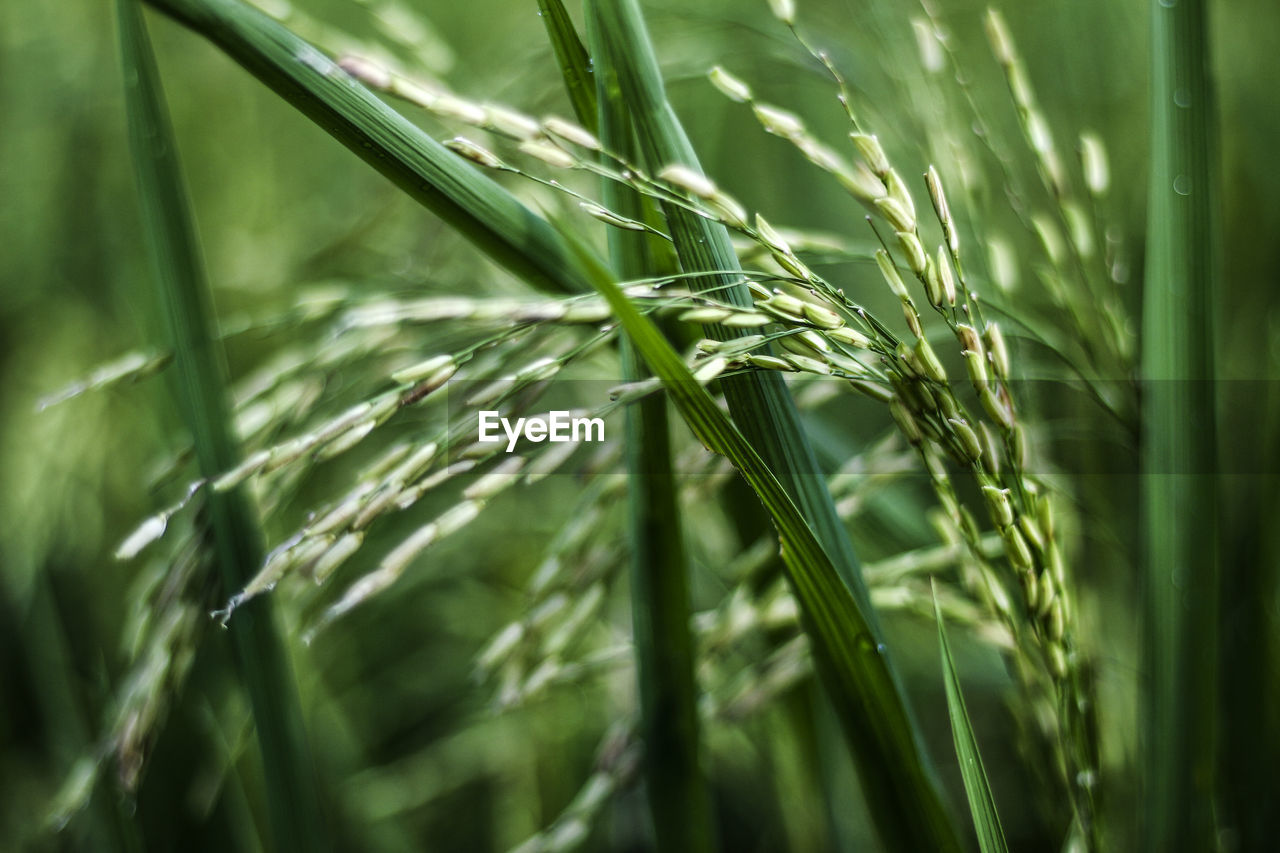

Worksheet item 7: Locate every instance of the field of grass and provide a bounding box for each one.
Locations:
[1,0,1277,850]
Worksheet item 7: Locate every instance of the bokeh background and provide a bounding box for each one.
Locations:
[2,0,1277,850]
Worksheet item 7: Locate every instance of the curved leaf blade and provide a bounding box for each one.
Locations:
[934,585,1010,853]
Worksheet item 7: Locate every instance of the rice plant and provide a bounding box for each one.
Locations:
[5,0,1276,851]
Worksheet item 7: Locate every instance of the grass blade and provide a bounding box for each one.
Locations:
[588,2,958,849]
[934,584,1009,853]
[591,18,713,849]
[536,0,597,127]
[1141,0,1220,849]
[143,0,595,296]
[117,3,326,849]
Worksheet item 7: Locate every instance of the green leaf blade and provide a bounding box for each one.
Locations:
[536,0,598,129]
[118,3,326,849]
[145,0,595,297]
[586,2,960,849]
[586,11,713,849]
[1142,0,1221,849]
[934,587,1010,853]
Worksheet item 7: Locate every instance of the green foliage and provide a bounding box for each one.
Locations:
[117,2,325,849]
[2,0,1278,851]
[935,585,1008,853]
[1141,0,1220,850]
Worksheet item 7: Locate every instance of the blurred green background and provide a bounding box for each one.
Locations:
[2,0,1277,850]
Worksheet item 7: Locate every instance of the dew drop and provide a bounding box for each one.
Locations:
[1174,87,1191,108]
[1173,174,1191,196]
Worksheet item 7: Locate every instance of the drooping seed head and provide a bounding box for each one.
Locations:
[926,165,959,252]
[950,418,983,462]
[924,256,943,306]
[768,0,797,27]
[1027,111,1054,155]
[693,357,728,383]
[115,514,168,561]
[1018,513,1046,552]
[1012,422,1029,468]
[519,139,577,169]
[848,379,894,402]
[338,55,392,89]
[762,292,808,320]
[783,354,832,375]
[963,349,989,390]
[827,326,872,348]
[779,330,831,358]
[706,191,749,229]
[721,311,772,328]
[516,357,560,383]
[902,302,923,338]
[445,137,505,169]
[1079,132,1110,196]
[838,162,887,202]
[935,247,958,305]
[794,136,846,174]
[896,231,928,276]
[679,307,734,325]
[484,105,541,140]
[984,322,1011,379]
[748,354,796,372]
[875,197,915,233]
[875,249,910,299]
[658,163,717,198]
[542,116,601,151]
[982,485,1015,528]
[980,385,1015,430]
[914,337,947,383]
[753,103,806,139]
[392,354,456,385]
[885,170,917,223]
[980,423,1002,475]
[754,213,793,256]
[955,323,982,354]
[850,133,890,177]
[1003,525,1035,569]
[709,66,753,103]
[890,399,924,444]
[801,301,844,330]
[579,201,648,231]
[431,92,487,125]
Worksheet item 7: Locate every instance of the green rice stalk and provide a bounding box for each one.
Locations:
[934,584,1010,853]
[1141,0,1221,849]
[588,10,714,847]
[587,2,958,849]
[142,0,596,297]
[117,2,326,850]
[536,0,597,128]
